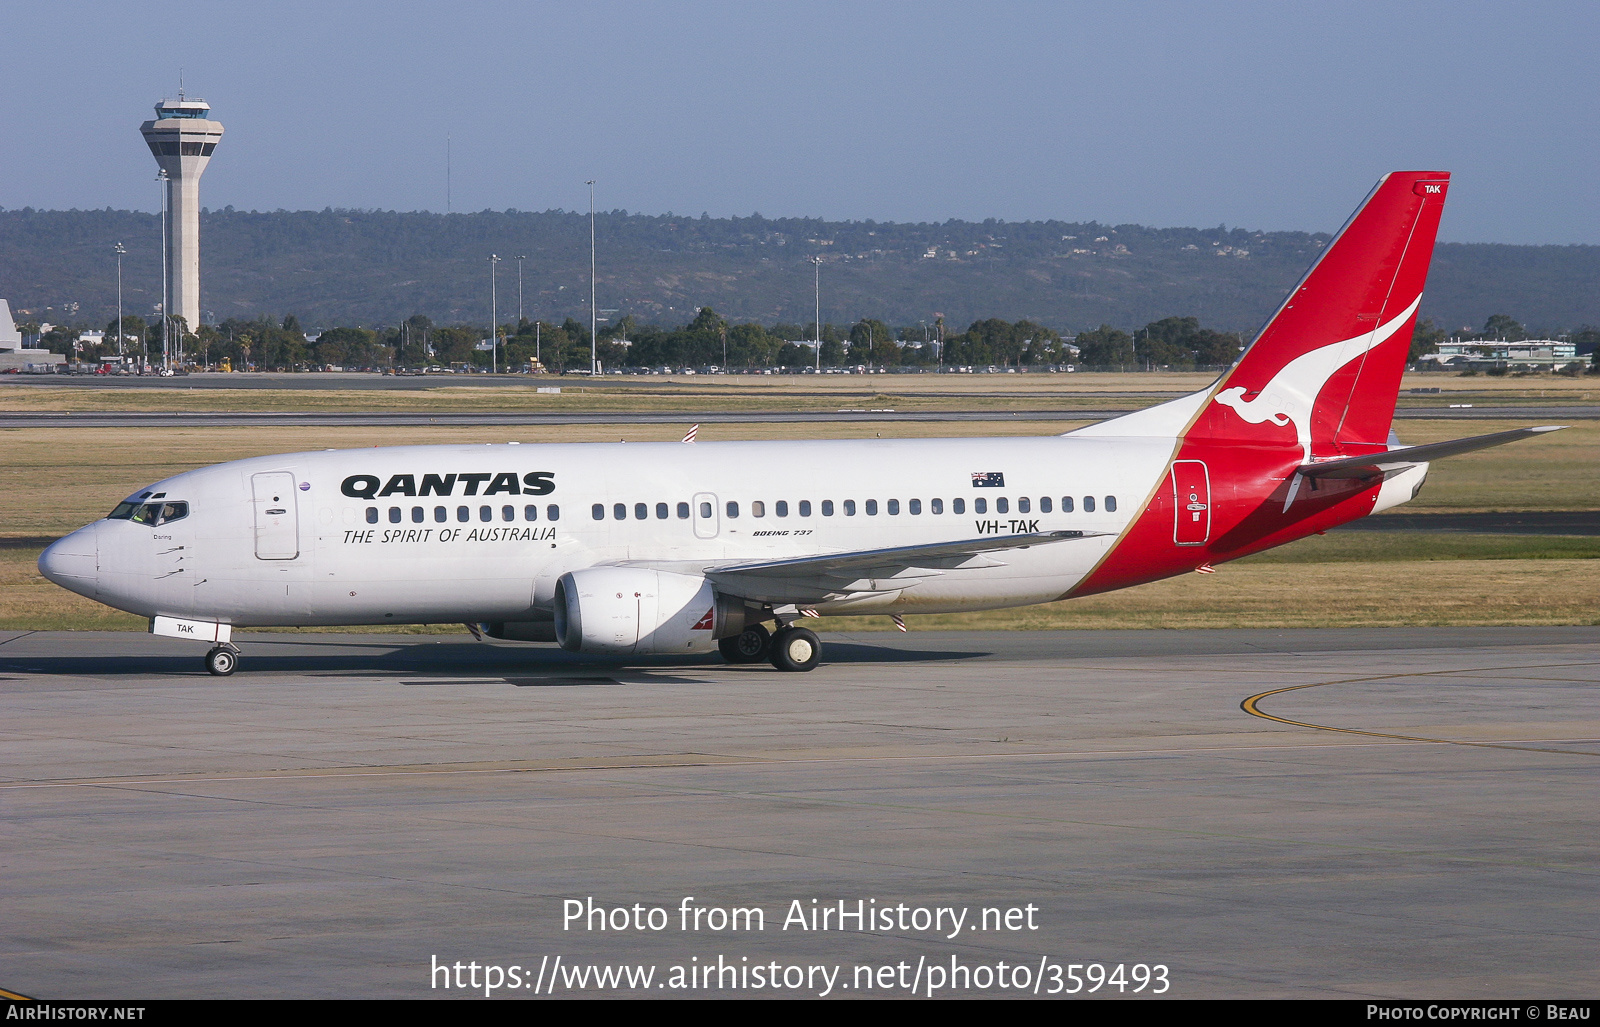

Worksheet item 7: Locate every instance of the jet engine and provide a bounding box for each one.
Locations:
[553,568,747,655]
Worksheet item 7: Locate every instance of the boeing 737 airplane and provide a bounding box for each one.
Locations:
[39,171,1562,675]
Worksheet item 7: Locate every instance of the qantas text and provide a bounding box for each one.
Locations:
[341,472,555,499]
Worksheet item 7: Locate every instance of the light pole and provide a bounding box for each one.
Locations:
[489,254,501,374]
[587,180,597,375]
[158,170,169,373]
[811,256,822,372]
[114,243,126,362]
[515,255,526,324]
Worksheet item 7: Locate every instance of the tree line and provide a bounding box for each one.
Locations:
[28,307,1596,373]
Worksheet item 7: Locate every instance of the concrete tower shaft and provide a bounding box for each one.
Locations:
[140,97,223,335]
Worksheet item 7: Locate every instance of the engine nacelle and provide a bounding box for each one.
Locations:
[553,568,747,655]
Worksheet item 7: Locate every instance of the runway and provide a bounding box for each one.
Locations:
[3,405,1595,429]
[1,627,1595,999]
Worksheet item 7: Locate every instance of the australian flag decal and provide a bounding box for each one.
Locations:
[971,472,1005,488]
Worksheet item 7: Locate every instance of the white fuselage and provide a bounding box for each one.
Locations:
[47,435,1175,627]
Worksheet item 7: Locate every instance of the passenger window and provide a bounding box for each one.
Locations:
[635,503,648,520]
[953,498,965,514]
[776,501,788,517]
[822,500,834,516]
[677,502,691,519]
[799,500,811,517]
[1040,497,1052,513]
[457,506,470,522]
[524,505,539,521]
[366,507,378,524]
[844,500,856,516]
[502,505,515,522]
[1062,496,1074,513]
[656,503,669,519]
[412,506,424,523]
[909,499,922,515]
[592,504,605,520]
[547,505,559,521]
[887,499,899,515]
[726,501,739,518]
[479,506,492,522]
[1084,496,1096,513]
[613,503,626,520]
[752,501,765,517]
[1018,497,1030,514]
[389,507,402,523]
[699,501,712,518]
[974,498,987,514]
[435,506,448,523]
[931,498,943,514]
[997,497,1009,514]
[1105,496,1117,512]
[866,499,879,515]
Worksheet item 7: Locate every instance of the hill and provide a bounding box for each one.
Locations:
[1,207,1595,334]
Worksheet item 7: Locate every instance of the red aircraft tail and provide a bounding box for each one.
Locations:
[1187,171,1449,460]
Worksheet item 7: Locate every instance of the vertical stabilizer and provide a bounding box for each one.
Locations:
[1189,171,1449,459]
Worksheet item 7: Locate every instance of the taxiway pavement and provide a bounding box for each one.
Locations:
[2,627,1596,999]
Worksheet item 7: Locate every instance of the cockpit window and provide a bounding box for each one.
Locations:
[120,501,189,526]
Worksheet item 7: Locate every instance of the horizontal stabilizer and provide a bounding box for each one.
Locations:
[1296,426,1565,480]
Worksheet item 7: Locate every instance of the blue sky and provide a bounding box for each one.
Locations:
[4,0,1596,243]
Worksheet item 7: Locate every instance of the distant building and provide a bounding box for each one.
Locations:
[1420,338,1579,371]
[0,299,66,370]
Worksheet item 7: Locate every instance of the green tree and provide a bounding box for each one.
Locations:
[1075,324,1136,366]
[315,327,378,367]
[1191,329,1242,366]
[1135,316,1199,368]
[1410,318,1446,361]
[727,322,777,367]
[432,327,478,365]
[1482,314,1525,341]
[848,319,895,363]
[775,341,810,367]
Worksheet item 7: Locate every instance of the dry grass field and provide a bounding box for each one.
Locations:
[1,376,1594,632]
[0,369,1594,414]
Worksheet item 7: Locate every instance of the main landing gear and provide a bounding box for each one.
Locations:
[718,623,772,664]
[204,643,241,676]
[718,621,823,671]
[768,625,821,672]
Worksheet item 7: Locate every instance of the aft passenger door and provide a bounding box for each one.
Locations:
[251,471,301,560]
[1170,460,1211,546]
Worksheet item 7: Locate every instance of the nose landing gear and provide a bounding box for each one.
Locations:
[204,644,240,676]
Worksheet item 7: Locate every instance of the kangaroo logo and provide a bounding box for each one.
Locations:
[1214,296,1419,461]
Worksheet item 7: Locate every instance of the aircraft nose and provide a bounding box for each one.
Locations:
[38,526,99,597]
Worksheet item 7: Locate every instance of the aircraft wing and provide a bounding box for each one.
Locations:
[1296,425,1566,480]
[702,530,1110,605]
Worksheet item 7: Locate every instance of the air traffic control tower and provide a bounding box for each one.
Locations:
[140,96,223,335]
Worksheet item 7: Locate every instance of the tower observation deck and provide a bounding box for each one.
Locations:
[140,96,223,337]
